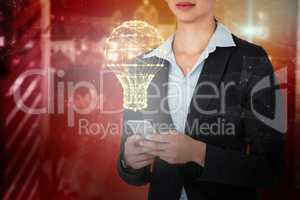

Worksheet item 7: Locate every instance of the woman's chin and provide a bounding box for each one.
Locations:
[175,12,213,24]
[176,16,200,24]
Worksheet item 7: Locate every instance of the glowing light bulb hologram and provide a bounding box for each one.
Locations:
[105,20,165,112]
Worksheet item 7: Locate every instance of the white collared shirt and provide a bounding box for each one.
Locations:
[144,23,236,200]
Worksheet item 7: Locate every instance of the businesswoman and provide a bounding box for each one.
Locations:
[117,0,284,200]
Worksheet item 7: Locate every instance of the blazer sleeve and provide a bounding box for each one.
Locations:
[198,47,285,188]
[117,112,152,186]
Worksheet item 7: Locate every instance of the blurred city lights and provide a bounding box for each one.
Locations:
[0,36,4,47]
[24,41,34,49]
[240,25,268,40]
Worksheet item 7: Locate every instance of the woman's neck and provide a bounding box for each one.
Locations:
[173,15,216,55]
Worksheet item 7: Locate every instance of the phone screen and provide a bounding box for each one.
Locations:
[126,120,155,137]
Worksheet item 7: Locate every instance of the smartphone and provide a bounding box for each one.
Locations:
[126,120,156,138]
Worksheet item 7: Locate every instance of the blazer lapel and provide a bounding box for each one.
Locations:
[143,57,174,130]
[185,47,236,135]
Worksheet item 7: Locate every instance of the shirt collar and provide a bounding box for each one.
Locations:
[143,22,236,61]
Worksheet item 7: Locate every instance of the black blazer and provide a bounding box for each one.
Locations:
[117,35,284,200]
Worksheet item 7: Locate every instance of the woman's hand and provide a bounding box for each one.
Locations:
[139,132,206,166]
[124,135,154,170]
